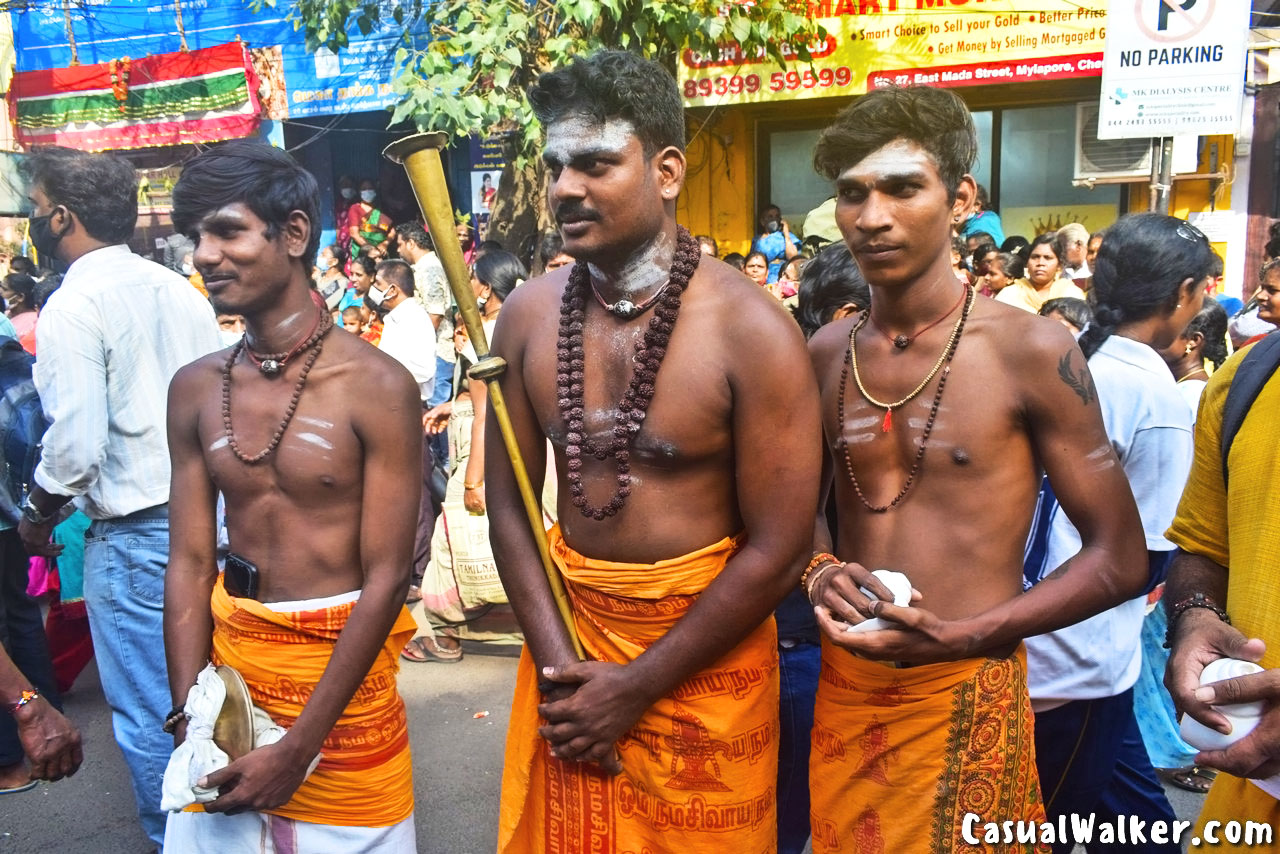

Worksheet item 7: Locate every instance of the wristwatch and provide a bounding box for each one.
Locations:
[20,496,53,526]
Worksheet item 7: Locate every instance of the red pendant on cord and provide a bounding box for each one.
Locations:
[882,408,893,432]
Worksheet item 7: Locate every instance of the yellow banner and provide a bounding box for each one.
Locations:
[678,0,1108,107]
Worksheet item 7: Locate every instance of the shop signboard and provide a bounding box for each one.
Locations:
[678,0,1108,107]
[10,1,424,120]
[1096,0,1250,139]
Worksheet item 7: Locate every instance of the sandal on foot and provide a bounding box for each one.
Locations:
[400,635,462,664]
[1158,765,1217,794]
[0,780,37,795]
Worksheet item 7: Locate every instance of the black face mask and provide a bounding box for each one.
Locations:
[29,209,67,262]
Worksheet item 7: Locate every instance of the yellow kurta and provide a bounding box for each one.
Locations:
[1166,341,1280,849]
[994,278,1086,313]
[498,525,780,854]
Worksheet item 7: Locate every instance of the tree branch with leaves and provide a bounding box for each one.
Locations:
[262,0,826,265]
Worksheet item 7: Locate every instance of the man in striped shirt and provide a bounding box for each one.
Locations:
[19,147,220,849]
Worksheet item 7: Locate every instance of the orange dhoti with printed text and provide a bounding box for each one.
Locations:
[200,578,418,827]
[809,641,1050,854]
[498,525,780,853]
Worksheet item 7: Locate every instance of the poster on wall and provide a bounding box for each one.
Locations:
[677,0,1108,107]
[468,136,506,242]
[1097,0,1250,139]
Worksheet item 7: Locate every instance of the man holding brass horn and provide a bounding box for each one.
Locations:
[491,51,822,852]
[162,140,421,851]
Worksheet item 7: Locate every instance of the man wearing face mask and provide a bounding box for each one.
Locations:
[18,146,220,849]
[752,203,801,284]
[371,259,435,404]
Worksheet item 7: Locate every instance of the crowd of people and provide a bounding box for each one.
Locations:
[0,47,1279,854]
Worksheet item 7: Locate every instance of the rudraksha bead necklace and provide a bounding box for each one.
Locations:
[837,285,975,512]
[243,291,327,375]
[557,226,700,520]
[222,303,334,465]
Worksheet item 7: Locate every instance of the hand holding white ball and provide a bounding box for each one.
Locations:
[845,570,912,633]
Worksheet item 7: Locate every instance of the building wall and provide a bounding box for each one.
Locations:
[678,109,755,258]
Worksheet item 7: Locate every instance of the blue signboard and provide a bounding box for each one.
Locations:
[10,0,422,118]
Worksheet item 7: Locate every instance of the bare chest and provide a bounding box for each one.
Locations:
[525,311,734,469]
[196,364,364,500]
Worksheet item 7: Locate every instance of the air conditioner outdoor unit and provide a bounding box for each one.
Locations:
[1073,102,1154,184]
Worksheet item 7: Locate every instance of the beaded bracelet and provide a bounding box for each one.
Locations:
[161,705,189,735]
[7,689,39,715]
[1163,592,1231,649]
[799,552,839,590]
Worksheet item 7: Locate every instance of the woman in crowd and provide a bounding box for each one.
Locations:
[347,178,393,262]
[979,250,1024,298]
[1132,297,1229,794]
[1039,296,1093,336]
[1024,213,1213,850]
[314,243,348,314]
[1,274,38,354]
[743,250,771,288]
[996,232,1085,313]
[403,249,527,663]
[1160,299,1229,417]
[777,257,804,299]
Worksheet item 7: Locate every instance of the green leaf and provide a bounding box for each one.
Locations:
[356,14,372,35]
[729,15,751,43]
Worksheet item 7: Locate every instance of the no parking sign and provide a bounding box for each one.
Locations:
[1097,0,1250,139]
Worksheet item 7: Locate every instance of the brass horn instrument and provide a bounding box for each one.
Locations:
[384,133,585,660]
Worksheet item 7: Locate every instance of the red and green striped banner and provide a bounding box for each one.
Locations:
[7,41,261,151]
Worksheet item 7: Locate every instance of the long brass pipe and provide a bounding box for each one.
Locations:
[384,133,586,661]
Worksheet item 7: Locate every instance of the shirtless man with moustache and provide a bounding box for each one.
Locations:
[162,140,422,851]
[802,86,1149,853]
[489,51,822,852]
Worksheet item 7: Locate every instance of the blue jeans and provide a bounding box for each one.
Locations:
[1034,688,1179,854]
[84,507,172,849]
[777,640,820,854]
[428,354,454,469]
[0,528,61,767]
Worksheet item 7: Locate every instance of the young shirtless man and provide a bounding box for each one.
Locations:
[803,86,1149,853]
[163,140,422,851]
[489,51,822,852]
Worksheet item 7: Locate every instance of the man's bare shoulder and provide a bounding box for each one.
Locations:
[502,267,570,323]
[170,348,230,398]
[807,313,857,367]
[969,295,1080,370]
[696,257,799,334]
[323,328,419,399]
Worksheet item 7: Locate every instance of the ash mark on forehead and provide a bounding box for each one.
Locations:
[543,115,635,167]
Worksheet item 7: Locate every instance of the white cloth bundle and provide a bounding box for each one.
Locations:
[160,663,319,812]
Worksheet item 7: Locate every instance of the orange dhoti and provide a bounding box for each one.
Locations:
[809,641,1049,854]
[200,577,418,827]
[498,525,780,853]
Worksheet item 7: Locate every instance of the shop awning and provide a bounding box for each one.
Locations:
[7,41,261,152]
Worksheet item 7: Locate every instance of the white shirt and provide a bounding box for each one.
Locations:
[1023,334,1193,709]
[378,297,436,402]
[34,244,221,519]
[412,252,456,365]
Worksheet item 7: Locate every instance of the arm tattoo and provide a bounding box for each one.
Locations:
[1057,351,1096,406]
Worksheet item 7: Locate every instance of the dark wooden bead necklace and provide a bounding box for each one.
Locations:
[836,285,975,512]
[222,303,334,465]
[557,226,700,520]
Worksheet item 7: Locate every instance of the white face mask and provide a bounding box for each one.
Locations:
[181,262,195,276]
[340,187,356,200]
[360,190,376,203]
[219,330,242,347]
[368,285,388,307]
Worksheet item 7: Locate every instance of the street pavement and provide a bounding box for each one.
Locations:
[0,641,521,854]
[0,641,1206,854]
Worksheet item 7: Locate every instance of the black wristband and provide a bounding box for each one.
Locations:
[1164,592,1231,649]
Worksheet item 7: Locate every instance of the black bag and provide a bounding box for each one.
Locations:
[0,338,46,526]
